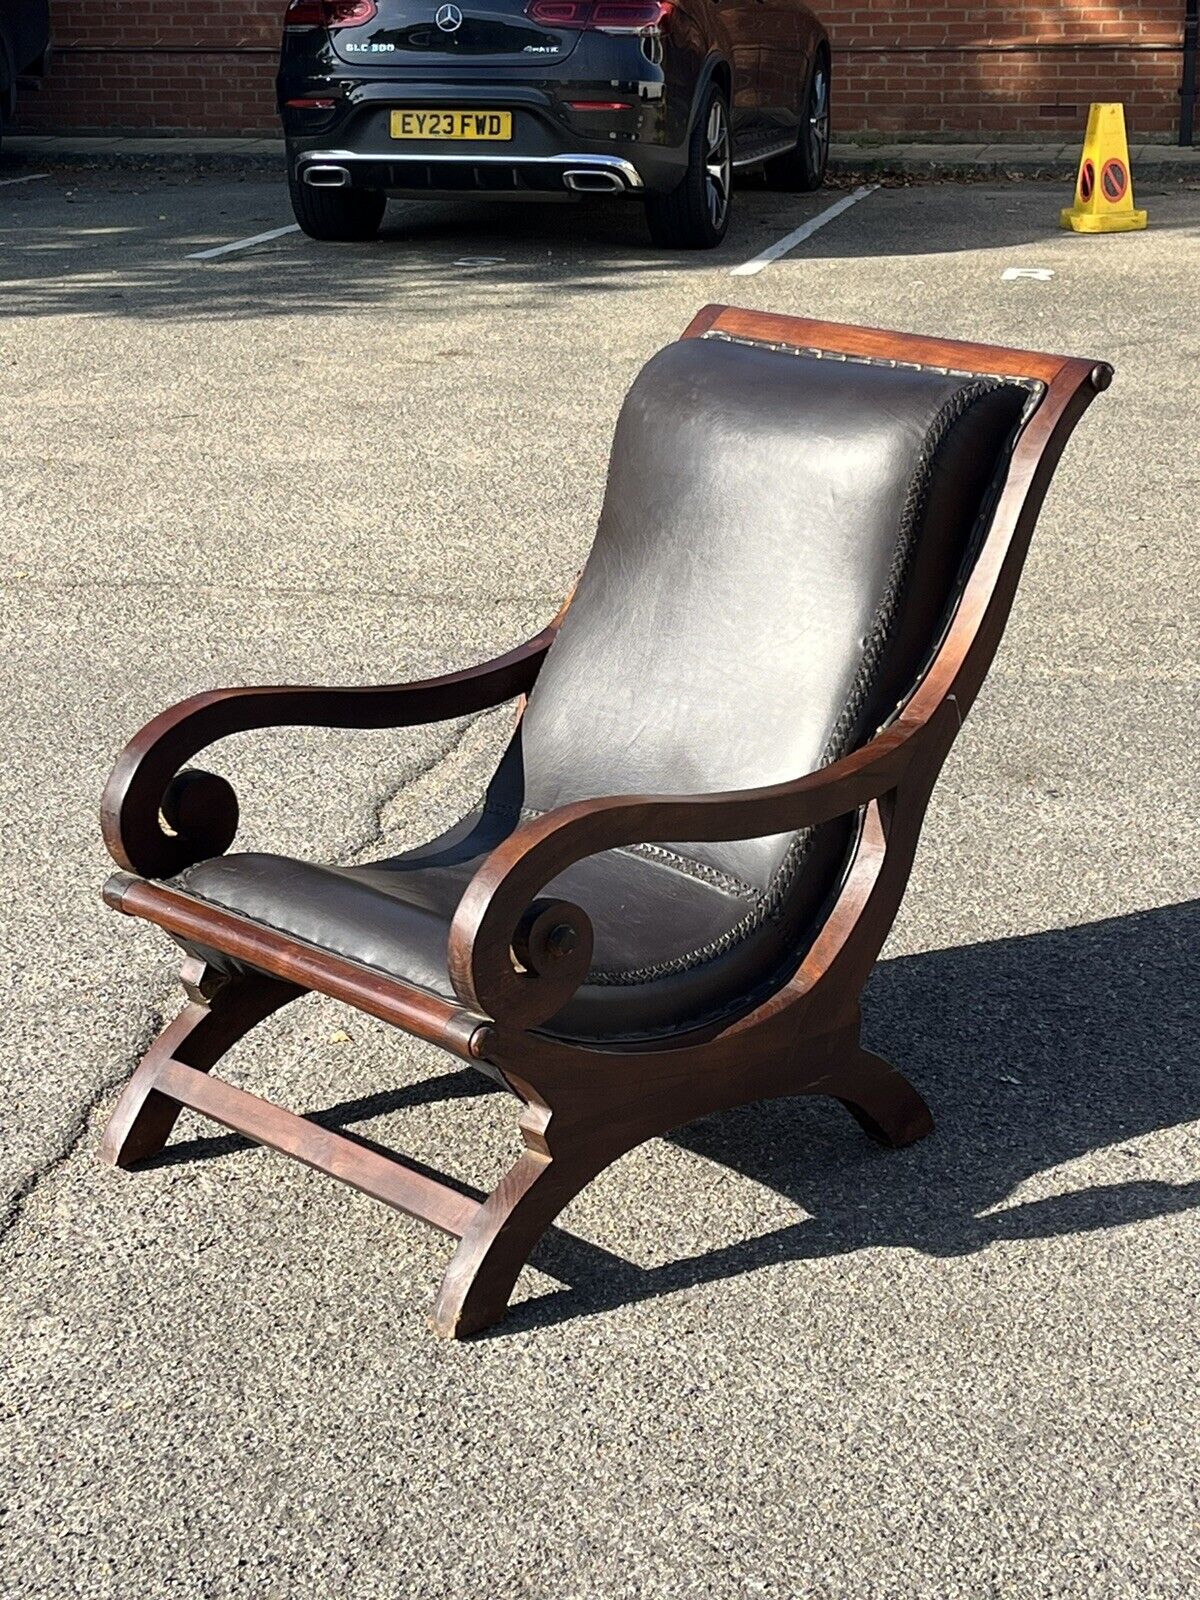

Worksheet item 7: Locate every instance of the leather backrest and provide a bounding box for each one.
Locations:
[512,334,1031,894]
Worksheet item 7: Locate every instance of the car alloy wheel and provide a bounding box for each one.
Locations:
[705,97,731,232]
[808,59,830,175]
[645,82,732,248]
[765,49,831,192]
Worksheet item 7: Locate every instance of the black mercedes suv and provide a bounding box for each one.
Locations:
[277,0,830,248]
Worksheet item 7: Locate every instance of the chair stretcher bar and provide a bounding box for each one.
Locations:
[154,1057,481,1238]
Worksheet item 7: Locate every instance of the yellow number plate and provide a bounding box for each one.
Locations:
[390,110,513,141]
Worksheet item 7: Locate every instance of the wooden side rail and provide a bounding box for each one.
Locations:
[447,702,959,1028]
[104,873,488,1060]
[147,1057,482,1238]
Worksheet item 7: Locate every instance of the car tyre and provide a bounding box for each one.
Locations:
[287,166,386,242]
[766,48,831,192]
[645,83,732,250]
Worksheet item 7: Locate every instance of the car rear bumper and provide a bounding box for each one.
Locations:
[278,70,693,195]
[295,146,645,196]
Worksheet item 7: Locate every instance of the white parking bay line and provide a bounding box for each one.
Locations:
[0,172,50,188]
[731,184,879,277]
[187,224,301,261]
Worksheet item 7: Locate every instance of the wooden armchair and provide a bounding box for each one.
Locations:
[98,306,1111,1337]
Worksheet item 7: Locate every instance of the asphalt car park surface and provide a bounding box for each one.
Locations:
[1,168,1198,1598]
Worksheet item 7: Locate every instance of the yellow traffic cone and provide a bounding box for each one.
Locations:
[1061,103,1147,233]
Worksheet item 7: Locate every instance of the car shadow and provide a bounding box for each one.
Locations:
[6,172,1190,323]
[0,175,785,322]
[154,899,1200,1333]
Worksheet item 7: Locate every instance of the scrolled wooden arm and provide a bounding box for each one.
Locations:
[102,627,558,880]
[447,702,959,1029]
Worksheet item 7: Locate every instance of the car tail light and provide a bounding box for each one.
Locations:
[591,1,672,29]
[284,0,377,27]
[568,101,634,111]
[526,0,672,31]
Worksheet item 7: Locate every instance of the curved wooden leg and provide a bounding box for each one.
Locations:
[99,966,301,1169]
[431,1108,621,1340]
[832,1048,934,1149]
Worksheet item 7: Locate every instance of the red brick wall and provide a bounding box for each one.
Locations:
[14,1,1187,139]
[17,1,281,135]
[824,2,1185,138]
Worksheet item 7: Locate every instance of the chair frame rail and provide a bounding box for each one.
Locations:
[98,306,1111,1337]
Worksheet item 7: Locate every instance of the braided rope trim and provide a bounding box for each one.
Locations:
[480,800,760,901]
[700,330,1044,393]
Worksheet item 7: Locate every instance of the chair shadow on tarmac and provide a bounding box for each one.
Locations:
[149,899,1200,1336]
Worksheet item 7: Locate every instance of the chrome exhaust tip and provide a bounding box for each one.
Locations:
[303,164,351,188]
[563,168,626,193]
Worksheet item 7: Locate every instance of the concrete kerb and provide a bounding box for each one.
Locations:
[3,132,1197,183]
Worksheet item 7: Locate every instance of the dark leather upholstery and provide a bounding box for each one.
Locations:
[173,334,1031,1040]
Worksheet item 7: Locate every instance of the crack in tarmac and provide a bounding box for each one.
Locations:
[0,711,497,1246]
[334,711,487,867]
[0,1004,167,1247]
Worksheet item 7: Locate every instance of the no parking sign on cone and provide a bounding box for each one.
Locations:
[1061,103,1148,233]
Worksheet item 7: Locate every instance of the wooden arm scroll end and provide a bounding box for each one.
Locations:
[99,626,561,884]
[102,757,241,883]
[159,766,240,863]
[512,898,594,990]
[449,891,594,1031]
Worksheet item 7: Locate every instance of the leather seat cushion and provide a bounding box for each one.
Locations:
[173,802,831,1040]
